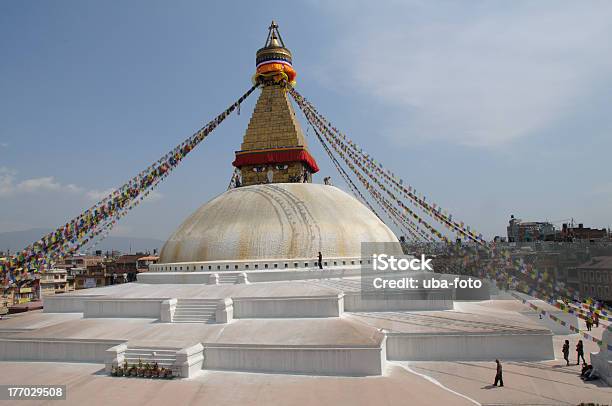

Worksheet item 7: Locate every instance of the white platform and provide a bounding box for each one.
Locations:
[0,275,559,377]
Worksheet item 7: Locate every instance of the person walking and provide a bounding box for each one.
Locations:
[562,340,570,366]
[493,359,504,387]
[593,313,599,328]
[318,252,323,270]
[586,316,592,332]
[576,340,586,365]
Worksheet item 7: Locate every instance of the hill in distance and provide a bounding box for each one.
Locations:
[0,228,164,255]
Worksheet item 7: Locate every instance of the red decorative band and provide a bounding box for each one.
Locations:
[233,147,319,173]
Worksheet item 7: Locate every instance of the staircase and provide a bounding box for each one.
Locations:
[218,273,239,284]
[173,299,218,323]
[123,347,177,369]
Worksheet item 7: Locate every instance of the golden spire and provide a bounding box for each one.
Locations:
[235,22,318,186]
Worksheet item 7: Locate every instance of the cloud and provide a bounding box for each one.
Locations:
[0,142,8,148]
[16,177,82,194]
[314,1,612,147]
[0,167,82,197]
[1,168,163,205]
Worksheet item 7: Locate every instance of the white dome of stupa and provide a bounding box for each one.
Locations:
[159,183,401,263]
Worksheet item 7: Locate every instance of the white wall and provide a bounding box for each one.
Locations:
[386,332,554,361]
[344,291,454,312]
[83,298,163,318]
[0,338,124,363]
[233,295,342,318]
[43,295,102,313]
[203,344,384,376]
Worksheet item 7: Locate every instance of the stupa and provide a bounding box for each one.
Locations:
[157,21,402,268]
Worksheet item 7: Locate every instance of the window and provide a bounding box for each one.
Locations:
[235,265,239,270]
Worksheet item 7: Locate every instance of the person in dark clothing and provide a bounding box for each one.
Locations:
[576,340,586,365]
[318,252,323,269]
[580,363,593,377]
[593,313,599,328]
[586,317,592,332]
[493,359,504,387]
[562,340,570,366]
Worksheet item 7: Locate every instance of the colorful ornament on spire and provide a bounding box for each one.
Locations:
[253,21,297,87]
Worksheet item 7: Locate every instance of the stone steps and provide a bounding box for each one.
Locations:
[173,299,218,323]
[123,348,177,367]
[218,274,238,284]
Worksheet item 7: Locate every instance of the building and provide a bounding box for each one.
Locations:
[39,269,69,296]
[72,265,109,290]
[507,215,609,243]
[558,223,608,241]
[507,215,555,242]
[0,295,8,316]
[571,256,612,302]
[136,255,159,273]
[57,255,104,270]
[105,253,152,282]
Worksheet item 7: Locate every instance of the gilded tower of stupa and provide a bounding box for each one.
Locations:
[158,22,400,263]
[232,21,319,186]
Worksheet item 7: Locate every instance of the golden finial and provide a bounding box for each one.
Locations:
[255,21,296,87]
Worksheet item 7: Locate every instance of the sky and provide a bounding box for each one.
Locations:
[1,0,611,245]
